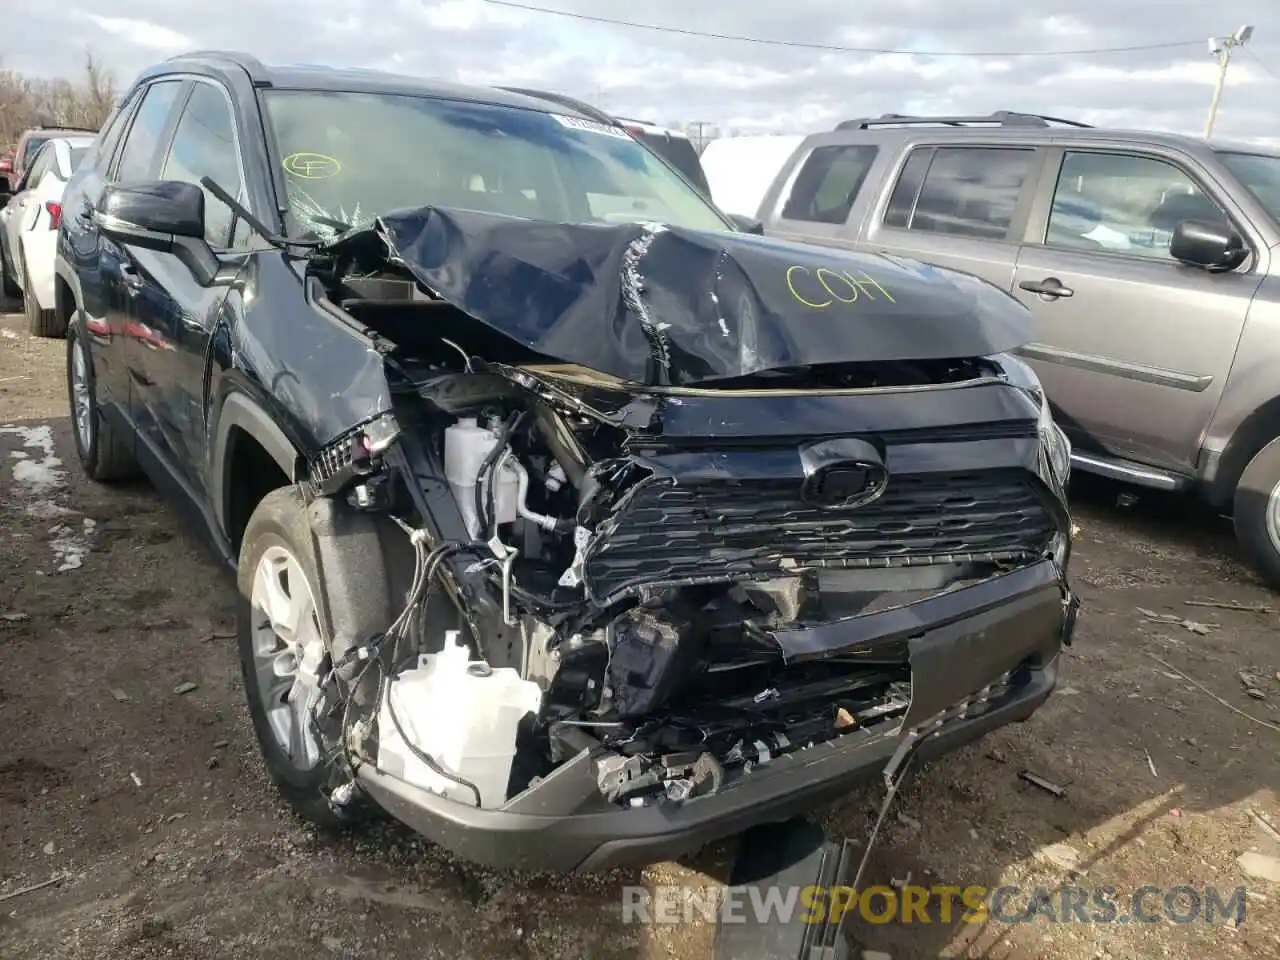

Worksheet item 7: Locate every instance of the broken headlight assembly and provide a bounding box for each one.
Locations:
[998,353,1070,490]
[1038,393,1071,489]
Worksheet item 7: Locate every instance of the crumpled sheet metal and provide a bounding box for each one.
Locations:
[332,205,1035,387]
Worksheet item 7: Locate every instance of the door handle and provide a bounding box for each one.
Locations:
[118,262,144,293]
[1019,277,1074,299]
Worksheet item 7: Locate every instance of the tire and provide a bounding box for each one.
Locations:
[66,314,138,482]
[0,237,18,299]
[1233,435,1280,589]
[20,246,62,337]
[236,487,377,830]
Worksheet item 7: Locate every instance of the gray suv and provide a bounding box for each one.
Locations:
[747,111,1280,587]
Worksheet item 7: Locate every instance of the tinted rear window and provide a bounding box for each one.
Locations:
[634,131,710,194]
[21,136,51,169]
[782,144,879,224]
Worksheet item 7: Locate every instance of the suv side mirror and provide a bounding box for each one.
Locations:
[98,180,219,285]
[728,212,764,235]
[100,180,205,239]
[1170,219,1248,272]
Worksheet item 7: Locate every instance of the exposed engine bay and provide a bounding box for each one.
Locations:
[296,207,1075,818]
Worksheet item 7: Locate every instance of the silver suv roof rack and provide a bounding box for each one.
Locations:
[834,110,1093,131]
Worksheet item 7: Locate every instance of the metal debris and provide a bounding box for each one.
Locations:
[1143,746,1158,778]
[110,688,130,703]
[1249,808,1280,844]
[1136,608,1215,634]
[1018,769,1067,797]
[1240,671,1268,700]
[173,682,198,695]
[1147,653,1280,734]
[0,874,69,904]
[1185,599,1272,613]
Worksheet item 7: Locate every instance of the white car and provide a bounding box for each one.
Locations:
[0,135,94,336]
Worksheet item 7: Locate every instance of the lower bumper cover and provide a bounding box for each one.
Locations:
[357,561,1075,872]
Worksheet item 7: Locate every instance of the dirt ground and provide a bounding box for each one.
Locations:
[1,306,1277,960]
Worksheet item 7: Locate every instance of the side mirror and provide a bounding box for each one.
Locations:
[1170,219,1248,272]
[98,180,219,285]
[728,212,764,235]
[100,180,206,240]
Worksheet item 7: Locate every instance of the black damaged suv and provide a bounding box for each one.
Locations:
[54,51,1079,872]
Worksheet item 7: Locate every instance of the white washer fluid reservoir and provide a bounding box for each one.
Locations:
[444,417,519,539]
[377,630,542,809]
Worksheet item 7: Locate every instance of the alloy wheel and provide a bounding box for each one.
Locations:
[248,544,328,770]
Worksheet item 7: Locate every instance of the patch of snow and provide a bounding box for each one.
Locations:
[1,424,65,496]
[0,423,94,572]
[27,500,75,519]
[0,329,18,339]
[49,518,95,572]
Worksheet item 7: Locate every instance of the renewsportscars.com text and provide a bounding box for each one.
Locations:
[621,884,1248,926]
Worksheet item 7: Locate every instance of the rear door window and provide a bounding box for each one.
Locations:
[113,80,186,182]
[92,89,142,172]
[781,145,879,224]
[19,144,54,191]
[885,146,1035,240]
[20,136,51,172]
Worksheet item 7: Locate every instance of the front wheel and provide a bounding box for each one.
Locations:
[66,315,138,482]
[1233,436,1280,589]
[236,487,376,829]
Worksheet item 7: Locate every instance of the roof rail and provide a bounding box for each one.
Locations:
[496,86,619,126]
[164,50,272,85]
[835,110,1093,131]
[34,124,98,133]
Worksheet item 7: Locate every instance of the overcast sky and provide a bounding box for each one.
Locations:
[6,0,1280,144]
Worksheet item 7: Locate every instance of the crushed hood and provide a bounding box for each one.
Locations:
[344,206,1034,387]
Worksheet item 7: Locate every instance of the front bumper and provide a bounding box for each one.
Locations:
[356,560,1077,872]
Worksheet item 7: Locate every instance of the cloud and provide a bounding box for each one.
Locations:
[79,14,193,54]
[4,0,1280,143]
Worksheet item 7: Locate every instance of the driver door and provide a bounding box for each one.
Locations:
[1012,148,1260,472]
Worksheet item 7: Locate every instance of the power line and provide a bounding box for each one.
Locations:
[483,1,1204,58]
[1243,48,1280,83]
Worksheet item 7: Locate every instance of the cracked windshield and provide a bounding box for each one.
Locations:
[263,89,730,241]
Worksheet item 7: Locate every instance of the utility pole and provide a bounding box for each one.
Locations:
[1205,24,1254,139]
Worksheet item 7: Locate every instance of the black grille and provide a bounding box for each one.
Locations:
[585,471,1058,601]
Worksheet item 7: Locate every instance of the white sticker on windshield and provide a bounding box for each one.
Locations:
[550,113,632,139]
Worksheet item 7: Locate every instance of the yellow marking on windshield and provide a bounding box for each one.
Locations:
[785,265,896,310]
[283,152,342,180]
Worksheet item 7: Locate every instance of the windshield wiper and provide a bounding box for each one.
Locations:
[199,176,325,249]
[310,214,355,234]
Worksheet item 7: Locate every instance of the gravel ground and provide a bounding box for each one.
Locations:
[1,307,1278,960]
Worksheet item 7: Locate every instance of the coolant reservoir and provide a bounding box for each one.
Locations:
[377,630,542,809]
[444,417,519,539]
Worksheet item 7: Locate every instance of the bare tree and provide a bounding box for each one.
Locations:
[0,51,118,149]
